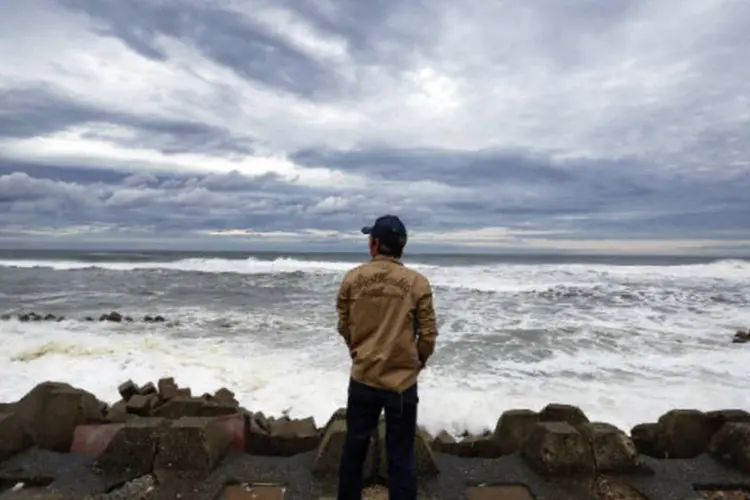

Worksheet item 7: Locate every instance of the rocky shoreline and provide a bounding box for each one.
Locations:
[0,378,749,499]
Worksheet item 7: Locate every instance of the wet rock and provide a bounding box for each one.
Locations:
[709,422,750,473]
[493,409,539,455]
[105,400,130,423]
[0,412,32,460]
[630,423,662,458]
[155,416,230,472]
[124,316,134,322]
[657,409,713,458]
[157,377,179,401]
[15,381,107,452]
[84,316,95,322]
[144,315,166,323]
[138,382,157,396]
[522,421,594,476]
[580,422,641,473]
[213,387,239,406]
[118,380,139,402]
[539,403,590,426]
[706,409,750,433]
[432,429,458,455]
[126,394,158,416]
[0,313,11,320]
[732,330,750,343]
[377,421,438,479]
[43,314,56,321]
[18,313,31,322]
[153,396,206,418]
[101,311,122,322]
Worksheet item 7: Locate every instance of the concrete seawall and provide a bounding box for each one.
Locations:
[0,378,749,499]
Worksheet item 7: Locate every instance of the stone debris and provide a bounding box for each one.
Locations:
[0,311,172,324]
[733,329,750,344]
[99,474,156,500]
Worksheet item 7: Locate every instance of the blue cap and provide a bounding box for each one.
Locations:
[361,214,408,248]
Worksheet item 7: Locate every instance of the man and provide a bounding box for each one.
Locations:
[335,215,438,500]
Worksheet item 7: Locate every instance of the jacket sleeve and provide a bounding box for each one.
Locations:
[336,275,351,346]
[414,275,438,366]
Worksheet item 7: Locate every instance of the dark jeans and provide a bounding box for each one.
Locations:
[337,378,418,500]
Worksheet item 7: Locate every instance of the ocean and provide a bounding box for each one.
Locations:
[0,249,748,436]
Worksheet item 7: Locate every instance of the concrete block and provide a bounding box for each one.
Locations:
[70,423,125,458]
[538,403,589,425]
[157,377,179,401]
[0,412,32,461]
[117,380,138,401]
[493,409,539,455]
[96,418,166,472]
[630,423,662,458]
[15,383,107,452]
[155,416,230,472]
[580,422,640,473]
[522,422,594,476]
[126,394,157,416]
[215,413,246,451]
[248,414,320,456]
[153,396,205,418]
[657,409,713,458]
[709,422,750,473]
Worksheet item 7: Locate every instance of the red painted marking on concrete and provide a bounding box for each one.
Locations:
[70,423,124,458]
[215,413,246,451]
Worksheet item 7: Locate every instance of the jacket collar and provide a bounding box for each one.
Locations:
[372,254,403,265]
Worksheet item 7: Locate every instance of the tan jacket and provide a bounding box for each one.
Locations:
[336,255,438,393]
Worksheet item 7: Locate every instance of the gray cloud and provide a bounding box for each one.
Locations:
[0,0,748,252]
[0,87,255,156]
[59,0,346,99]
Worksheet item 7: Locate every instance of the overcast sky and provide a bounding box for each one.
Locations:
[1,0,749,254]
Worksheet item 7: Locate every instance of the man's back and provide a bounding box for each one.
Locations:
[336,214,437,500]
[337,254,438,393]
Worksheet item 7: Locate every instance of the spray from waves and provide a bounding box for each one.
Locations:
[0,257,358,274]
[1,257,748,302]
[1,255,748,276]
[2,318,749,435]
